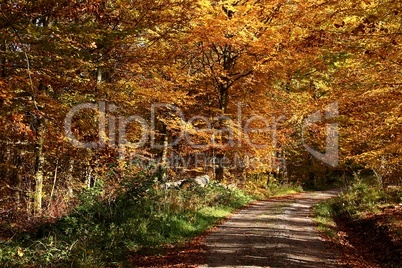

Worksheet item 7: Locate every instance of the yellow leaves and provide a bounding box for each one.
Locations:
[385,114,402,130]
[0,80,13,106]
[198,0,213,9]
[17,247,24,257]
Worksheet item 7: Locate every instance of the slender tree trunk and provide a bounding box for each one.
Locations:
[27,179,33,220]
[214,83,228,181]
[48,160,58,211]
[215,83,229,181]
[96,67,102,84]
[161,134,169,166]
[219,84,229,114]
[215,153,224,181]
[1,40,6,77]
[159,134,169,180]
[15,152,22,206]
[243,154,249,190]
[154,123,169,180]
[34,121,45,216]
[86,165,93,188]
[67,159,74,197]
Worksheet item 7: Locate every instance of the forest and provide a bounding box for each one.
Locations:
[0,0,401,267]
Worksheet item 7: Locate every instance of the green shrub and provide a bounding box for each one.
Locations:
[330,172,402,219]
[0,173,254,267]
[334,178,387,218]
[313,199,337,238]
[245,173,302,199]
[0,169,309,268]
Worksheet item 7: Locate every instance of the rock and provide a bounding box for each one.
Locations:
[193,175,210,188]
[162,175,210,190]
[215,182,236,190]
[162,179,185,190]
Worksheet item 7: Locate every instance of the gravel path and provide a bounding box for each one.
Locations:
[200,190,340,268]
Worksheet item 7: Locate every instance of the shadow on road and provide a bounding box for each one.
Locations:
[200,190,340,268]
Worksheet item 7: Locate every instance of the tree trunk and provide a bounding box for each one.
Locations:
[34,121,45,216]
[1,40,6,77]
[26,179,33,220]
[96,67,102,84]
[218,83,229,114]
[215,84,229,181]
[161,134,169,166]
[14,152,22,206]
[241,154,249,189]
[215,153,224,181]
[86,165,93,189]
[159,133,169,180]
[67,159,74,197]
[48,160,58,211]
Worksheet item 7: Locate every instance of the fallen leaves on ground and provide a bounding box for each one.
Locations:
[334,205,402,268]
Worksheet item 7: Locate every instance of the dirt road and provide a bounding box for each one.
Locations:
[200,190,340,268]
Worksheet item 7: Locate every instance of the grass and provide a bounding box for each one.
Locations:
[313,176,402,238]
[0,170,304,267]
[313,200,338,238]
[312,177,402,267]
[0,179,253,267]
[312,177,386,239]
[246,175,303,199]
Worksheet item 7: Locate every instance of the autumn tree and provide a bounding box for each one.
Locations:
[0,0,194,218]
[283,0,402,186]
[1,0,400,225]
[145,0,335,182]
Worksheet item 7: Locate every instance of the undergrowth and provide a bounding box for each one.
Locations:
[0,176,253,267]
[0,167,304,267]
[313,174,402,237]
[334,176,401,219]
[313,174,402,267]
[313,199,337,238]
[245,173,303,199]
